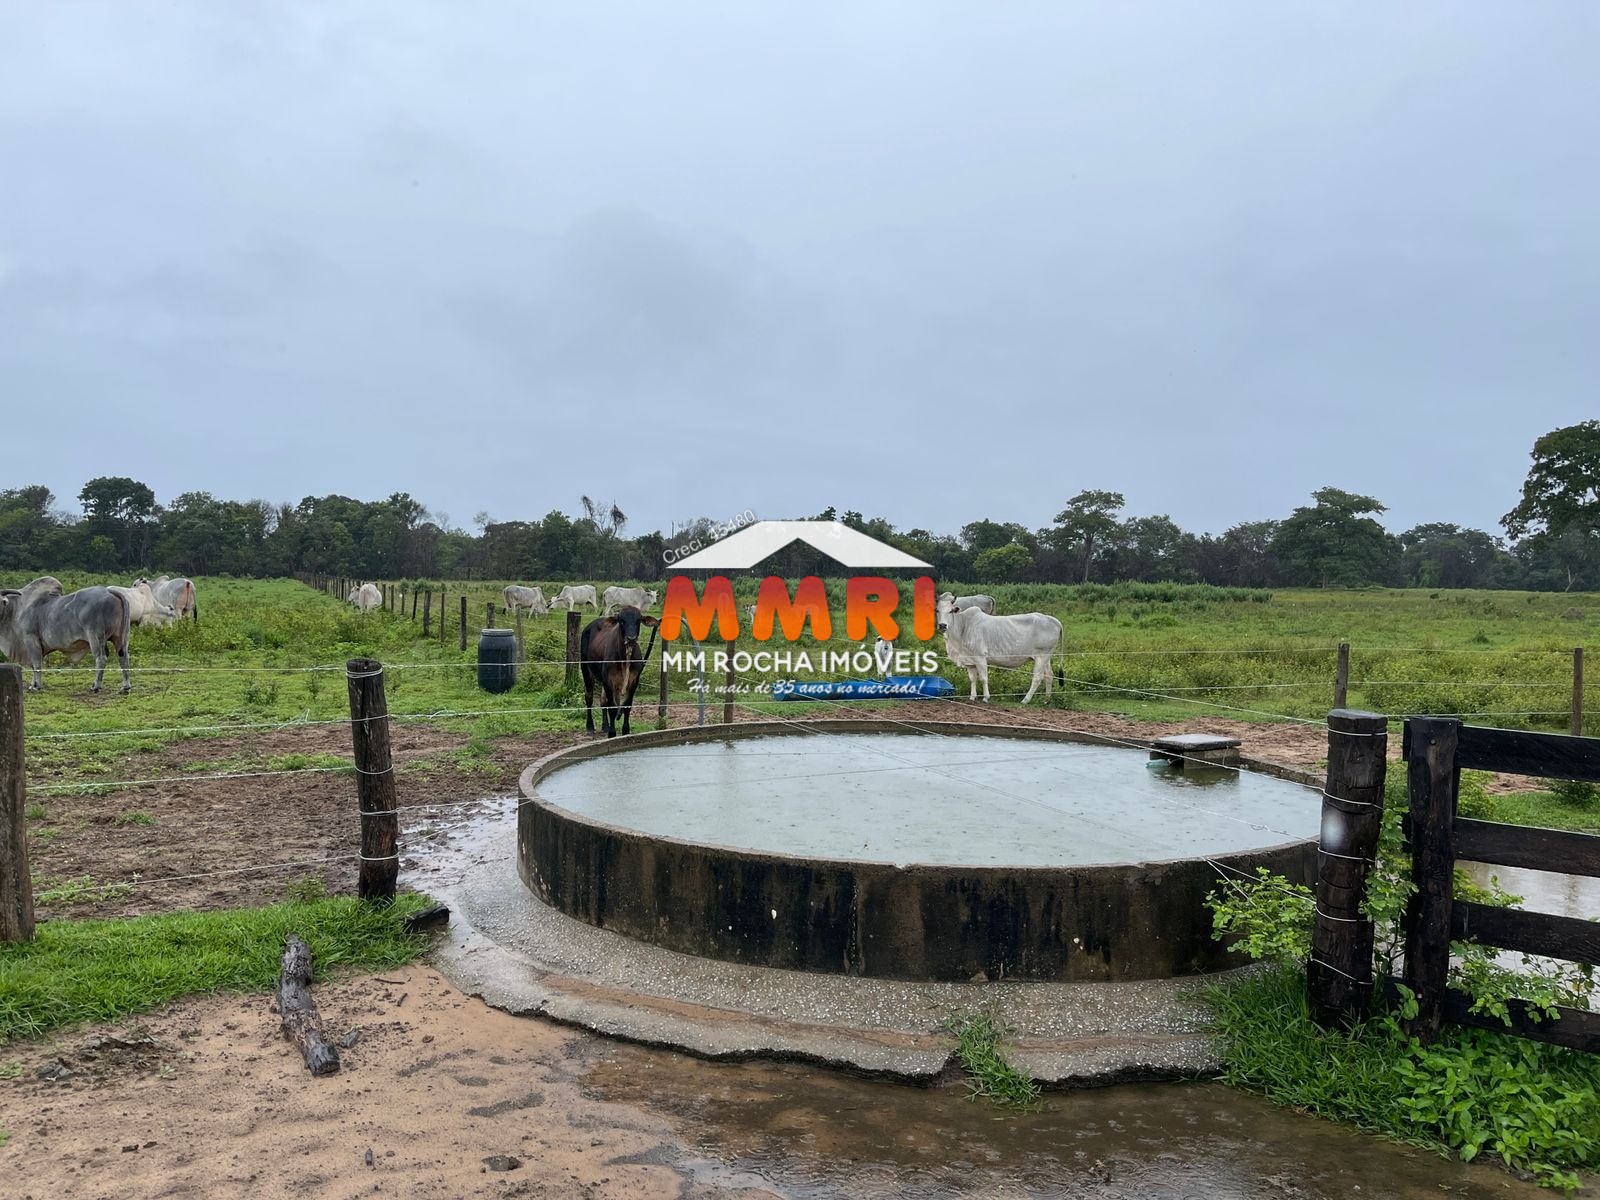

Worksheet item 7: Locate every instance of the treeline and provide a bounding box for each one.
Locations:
[0,473,1595,592]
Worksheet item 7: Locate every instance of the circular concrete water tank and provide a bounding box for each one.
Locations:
[517,721,1319,982]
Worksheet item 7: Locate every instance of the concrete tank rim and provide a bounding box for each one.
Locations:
[517,717,1319,874]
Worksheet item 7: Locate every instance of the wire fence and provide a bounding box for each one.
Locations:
[11,630,1596,916]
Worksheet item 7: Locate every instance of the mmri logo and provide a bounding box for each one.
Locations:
[660,520,940,675]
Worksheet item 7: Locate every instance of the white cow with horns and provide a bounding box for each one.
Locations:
[550,585,599,612]
[503,585,549,618]
[0,576,133,693]
[934,591,997,631]
[347,583,382,613]
[602,586,657,615]
[942,606,1063,704]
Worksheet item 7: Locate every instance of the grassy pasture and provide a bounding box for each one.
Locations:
[7,576,1597,764]
[362,575,1599,727]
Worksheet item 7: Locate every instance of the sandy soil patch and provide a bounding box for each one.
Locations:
[0,967,764,1200]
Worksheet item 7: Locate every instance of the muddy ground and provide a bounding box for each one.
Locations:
[24,703,1353,921]
[11,707,1578,1198]
[0,967,1563,1200]
[25,699,1500,922]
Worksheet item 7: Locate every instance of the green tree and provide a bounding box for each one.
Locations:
[1195,521,1279,587]
[1398,523,1510,589]
[1271,488,1399,587]
[0,485,61,569]
[1117,514,1196,582]
[972,542,1033,583]
[1050,490,1125,583]
[78,476,158,567]
[1503,420,1600,539]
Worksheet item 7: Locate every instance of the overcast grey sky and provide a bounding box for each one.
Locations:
[2,3,1594,539]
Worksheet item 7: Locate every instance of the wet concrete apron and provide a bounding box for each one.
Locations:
[416,796,1227,1082]
[409,801,1561,1197]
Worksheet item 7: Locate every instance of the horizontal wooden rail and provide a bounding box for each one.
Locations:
[1451,900,1600,966]
[1454,818,1600,878]
[1386,978,1600,1052]
[1455,725,1600,782]
[1443,987,1600,1052]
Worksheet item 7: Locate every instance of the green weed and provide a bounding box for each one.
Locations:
[944,1010,1041,1111]
[36,876,133,906]
[1207,969,1600,1190]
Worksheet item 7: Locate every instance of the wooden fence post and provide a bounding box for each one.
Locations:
[459,596,468,652]
[422,590,432,638]
[1574,647,1585,737]
[514,607,525,671]
[410,590,418,620]
[486,601,495,630]
[723,642,736,724]
[1403,716,1460,1044]
[346,658,398,904]
[565,610,581,683]
[1334,642,1350,710]
[1307,709,1387,1027]
[0,665,35,943]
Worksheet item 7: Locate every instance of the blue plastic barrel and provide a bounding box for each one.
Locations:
[477,628,516,693]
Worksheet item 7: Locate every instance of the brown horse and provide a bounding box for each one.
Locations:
[580,606,659,737]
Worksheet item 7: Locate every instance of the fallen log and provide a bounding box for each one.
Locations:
[403,903,450,934]
[278,934,340,1076]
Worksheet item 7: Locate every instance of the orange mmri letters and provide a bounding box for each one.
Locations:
[845,576,900,641]
[912,575,936,641]
[751,576,830,641]
[661,576,738,641]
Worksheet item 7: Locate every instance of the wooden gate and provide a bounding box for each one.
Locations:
[1401,717,1600,1048]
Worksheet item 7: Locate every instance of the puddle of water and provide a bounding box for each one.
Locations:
[585,1046,1550,1199]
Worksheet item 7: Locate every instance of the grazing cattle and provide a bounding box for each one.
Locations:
[551,584,599,612]
[602,585,657,614]
[942,607,1063,703]
[111,581,177,628]
[138,576,197,625]
[580,606,659,738]
[503,585,549,618]
[935,592,997,631]
[347,582,382,613]
[0,577,132,693]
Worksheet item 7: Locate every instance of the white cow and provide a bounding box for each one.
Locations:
[503,585,549,618]
[943,607,1062,703]
[602,586,657,614]
[138,576,197,625]
[935,591,997,631]
[111,581,177,628]
[347,582,382,613]
[873,636,895,677]
[551,585,599,612]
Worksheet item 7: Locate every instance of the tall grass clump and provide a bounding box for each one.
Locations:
[1204,779,1600,1188]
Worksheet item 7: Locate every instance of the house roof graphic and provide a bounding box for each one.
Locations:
[669,520,933,571]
